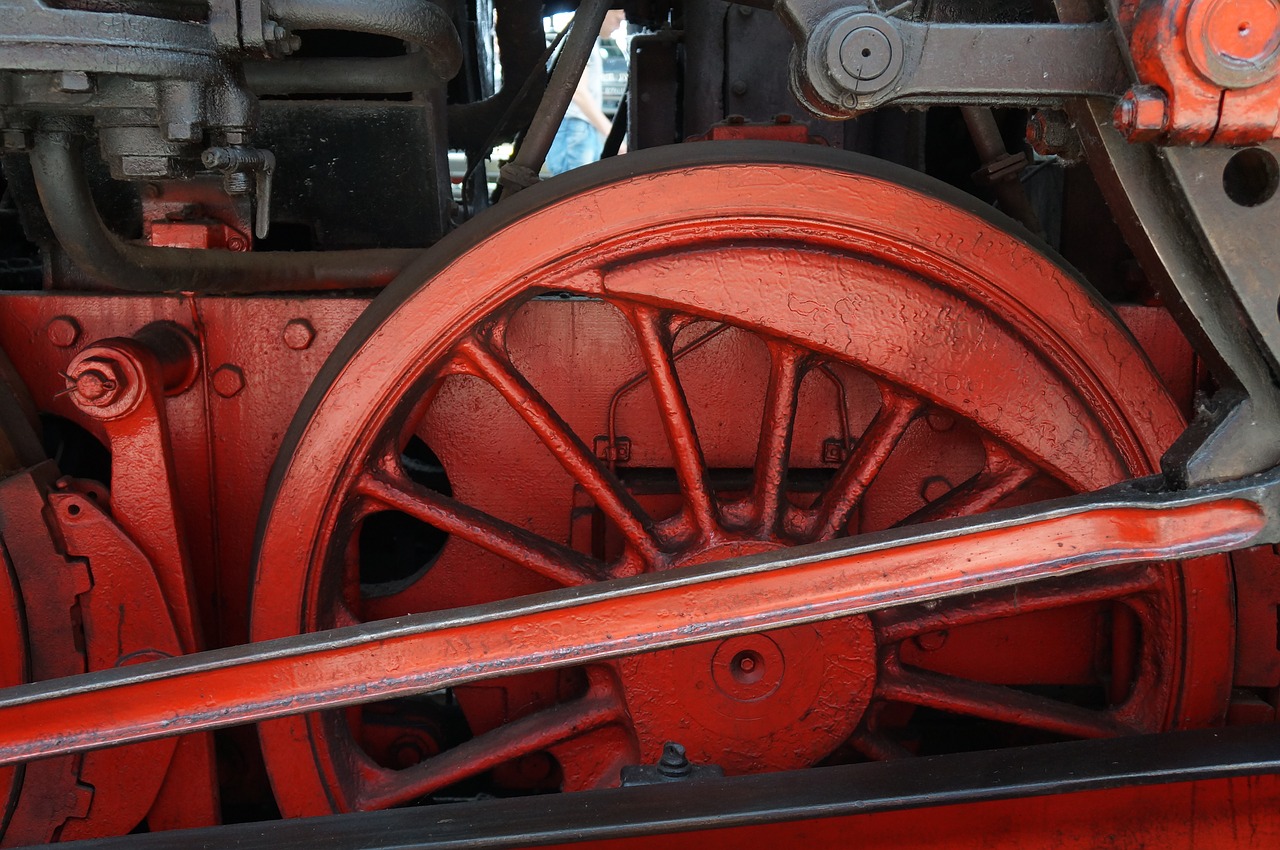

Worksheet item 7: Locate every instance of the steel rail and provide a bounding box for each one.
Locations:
[51,724,1280,850]
[0,470,1275,765]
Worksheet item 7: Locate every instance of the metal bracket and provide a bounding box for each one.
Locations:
[779,3,1128,117]
[202,146,276,238]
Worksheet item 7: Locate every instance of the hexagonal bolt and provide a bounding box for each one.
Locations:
[46,316,82,348]
[1025,110,1083,162]
[283,319,316,350]
[212,364,246,398]
[262,20,301,56]
[1112,86,1169,142]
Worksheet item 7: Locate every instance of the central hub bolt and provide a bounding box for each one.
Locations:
[840,26,893,80]
[712,635,785,700]
[64,356,128,411]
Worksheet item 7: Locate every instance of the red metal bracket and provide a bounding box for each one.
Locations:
[1119,0,1280,144]
[61,324,220,832]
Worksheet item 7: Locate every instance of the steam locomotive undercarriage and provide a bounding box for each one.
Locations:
[2,0,1280,845]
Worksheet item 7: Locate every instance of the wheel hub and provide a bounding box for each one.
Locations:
[614,619,877,773]
[618,537,877,773]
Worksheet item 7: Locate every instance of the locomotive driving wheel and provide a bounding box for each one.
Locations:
[251,143,1233,817]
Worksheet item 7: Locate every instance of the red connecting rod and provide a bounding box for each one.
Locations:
[0,474,1271,766]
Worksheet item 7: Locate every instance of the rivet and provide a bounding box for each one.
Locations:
[920,475,952,503]
[914,631,948,652]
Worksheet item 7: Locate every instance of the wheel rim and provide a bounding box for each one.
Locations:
[252,143,1233,817]
[0,547,24,834]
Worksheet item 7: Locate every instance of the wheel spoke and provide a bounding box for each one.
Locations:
[875,563,1163,643]
[812,386,921,540]
[355,690,625,810]
[896,440,1037,526]
[627,305,717,538]
[753,341,806,533]
[457,334,664,567]
[357,470,606,587]
[878,664,1133,739]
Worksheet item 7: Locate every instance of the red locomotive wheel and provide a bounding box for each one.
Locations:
[251,143,1233,816]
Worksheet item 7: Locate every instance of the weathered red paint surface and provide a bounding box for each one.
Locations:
[0,152,1270,843]
[248,156,1239,818]
[1120,0,1280,143]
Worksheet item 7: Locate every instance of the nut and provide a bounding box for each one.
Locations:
[283,319,316,350]
[46,316,81,348]
[1025,110,1083,161]
[72,369,116,403]
[1,128,32,152]
[1113,86,1169,142]
[212,364,245,398]
[65,357,124,409]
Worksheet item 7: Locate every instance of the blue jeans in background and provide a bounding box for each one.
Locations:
[545,117,603,177]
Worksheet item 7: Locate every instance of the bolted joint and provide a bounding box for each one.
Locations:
[1185,0,1280,89]
[212,364,246,399]
[1,128,33,153]
[283,319,316,350]
[798,11,906,117]
[71,369,118,404]
[657,742,692,778]
[262,19,303,56]
[64,353,138,419]
[46,316,81,348]
[1113,86,1169,142]
[1026,109,1084,162]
